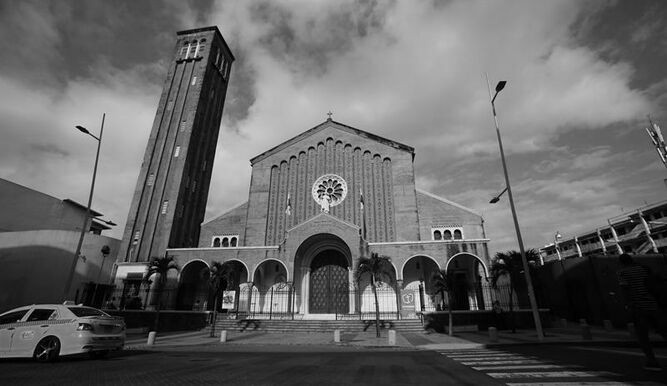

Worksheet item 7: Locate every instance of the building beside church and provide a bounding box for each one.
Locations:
[0,178,118,311]
[540,200,667,263]
[113,26,492,318]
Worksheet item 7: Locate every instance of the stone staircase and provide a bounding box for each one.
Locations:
[213,317,425,333]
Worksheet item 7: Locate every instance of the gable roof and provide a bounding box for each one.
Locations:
[416,188,482,217]
[250,119,415,165]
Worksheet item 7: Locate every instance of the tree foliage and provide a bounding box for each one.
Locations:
[355,253,394,338]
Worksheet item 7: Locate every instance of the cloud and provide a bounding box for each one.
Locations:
[2,0,665,256]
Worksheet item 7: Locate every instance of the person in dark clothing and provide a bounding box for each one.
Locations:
[616,254,667,371]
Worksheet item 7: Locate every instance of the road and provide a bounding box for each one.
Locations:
[1,344,665,385]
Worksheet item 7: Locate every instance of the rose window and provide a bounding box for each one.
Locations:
[312,174,347,207]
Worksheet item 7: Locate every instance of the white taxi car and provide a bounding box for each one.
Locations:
[0,303,125,362]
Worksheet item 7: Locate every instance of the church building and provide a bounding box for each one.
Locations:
[113,26,491,319]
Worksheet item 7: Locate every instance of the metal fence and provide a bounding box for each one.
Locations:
[82,281,545,319]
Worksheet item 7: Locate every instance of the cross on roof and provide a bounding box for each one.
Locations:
[327,111,333,120]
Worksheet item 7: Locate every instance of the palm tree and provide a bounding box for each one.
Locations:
[209,261,236,337]
[489,249,540,333]
[355,252,393,338]
[144,254,179,333]
[431,270,454,336]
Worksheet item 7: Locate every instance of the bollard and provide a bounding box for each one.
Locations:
[559,318,568,329]
[220,330,227,343]
[147,331,156,346]
[581,323,592,340]
[388,330,396,346]
[334,329,341,343]
[627,322,636,338]
[602,319,613,331]
[488,327,498,343]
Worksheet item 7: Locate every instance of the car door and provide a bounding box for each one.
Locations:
[0,309,30,356]
[11,308,58,356]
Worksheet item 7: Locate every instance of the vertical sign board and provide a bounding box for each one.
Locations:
[400,289,416,318]
[222,291,236,310]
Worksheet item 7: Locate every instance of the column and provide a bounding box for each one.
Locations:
[395,279,403,319]
[303,267,310,315]
[348,267,355,314]
[638,210,658,253]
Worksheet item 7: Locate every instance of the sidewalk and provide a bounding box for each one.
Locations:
[124,324,663,351]
[125,329,414,350]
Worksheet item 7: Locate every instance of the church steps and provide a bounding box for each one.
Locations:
[213,318,425,333]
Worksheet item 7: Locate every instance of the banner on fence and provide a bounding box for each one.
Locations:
[222,291,236,310]
[400,289,417,318]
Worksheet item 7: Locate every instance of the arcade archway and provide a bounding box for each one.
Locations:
[176,260,209,310]
[446,253,489,310]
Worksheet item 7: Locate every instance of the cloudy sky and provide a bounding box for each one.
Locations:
[2,0,666,254]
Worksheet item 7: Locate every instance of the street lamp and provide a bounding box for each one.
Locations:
[62,113,106,301]
[489,187,508,204]
[486,77,544,341]
[554,231,563,260]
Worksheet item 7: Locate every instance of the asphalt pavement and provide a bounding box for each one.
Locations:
[1,324,665,385]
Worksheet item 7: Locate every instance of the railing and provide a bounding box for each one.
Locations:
[84,282,544,319]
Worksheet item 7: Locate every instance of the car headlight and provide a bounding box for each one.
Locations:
[77,323,93,331]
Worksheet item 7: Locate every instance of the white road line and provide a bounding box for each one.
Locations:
[471,364,573,371]
[448,353,519,357]
[450,356,535,361]
[461,360,544,365]
[505,382,664,386]
[487,371,617,379]
[573,346,667,359]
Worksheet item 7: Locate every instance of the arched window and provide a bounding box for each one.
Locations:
[213,238,220,247]
[180,42,189,58]
[443,230,452,240]
[222,237,229,247]
[230,237,237,247]
[189,40,198,57]
[454,229,462,240]
[196,39,206,56]
[433,230,442,240]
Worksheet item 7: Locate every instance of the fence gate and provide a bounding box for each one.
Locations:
[309,264,349,314]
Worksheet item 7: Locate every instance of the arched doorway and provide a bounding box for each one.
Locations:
[309,250,349,314]
[293,233,353,317]
[176,260,210,310]
[446,253,489,310]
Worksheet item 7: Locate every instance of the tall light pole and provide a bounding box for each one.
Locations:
[62,113,106,301]
[486,78,544,341]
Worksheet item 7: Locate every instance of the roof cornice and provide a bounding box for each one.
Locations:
[250,119,415,165]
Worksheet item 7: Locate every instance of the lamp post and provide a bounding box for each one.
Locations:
[486,78,544,341]
[489,187,508,204]
[62,113,106,301]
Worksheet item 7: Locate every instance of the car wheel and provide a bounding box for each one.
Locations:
[33,336,60,363]
[89,350,109,359]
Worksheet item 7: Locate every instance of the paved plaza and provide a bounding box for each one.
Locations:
[1,325,665,385]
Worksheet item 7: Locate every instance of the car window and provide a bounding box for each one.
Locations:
[67,307,108,317]
[26,309,57,322]
[0,310,29,325]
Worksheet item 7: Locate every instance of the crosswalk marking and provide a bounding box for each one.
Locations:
[435,349,630,385]
[487,371,616,379]
[450,355,533,360]
[462,360,544,365]
[471,364,569,370]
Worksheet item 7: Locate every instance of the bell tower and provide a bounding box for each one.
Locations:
[118,26,234,262]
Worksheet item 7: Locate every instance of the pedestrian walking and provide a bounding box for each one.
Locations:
[616,253,667,371]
